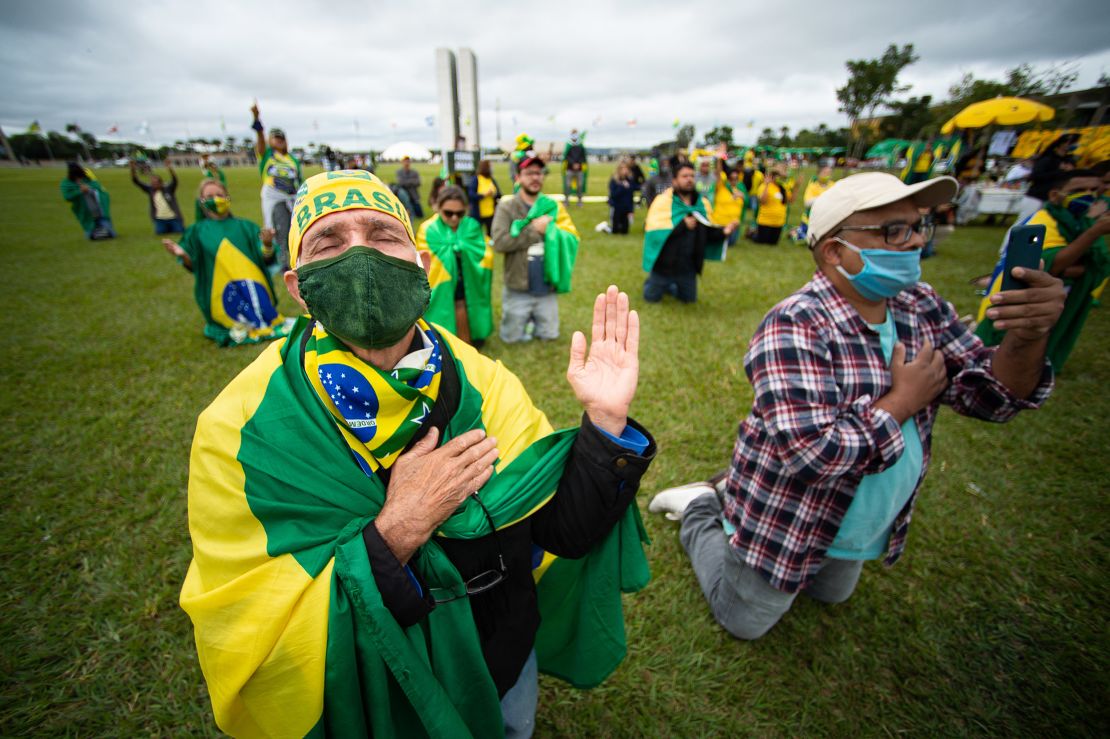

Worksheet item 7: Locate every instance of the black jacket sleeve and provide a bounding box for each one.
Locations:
[362,521,434,627]
[529,414,656,558]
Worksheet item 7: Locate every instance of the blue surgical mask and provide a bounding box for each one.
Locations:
[834,237,922,301]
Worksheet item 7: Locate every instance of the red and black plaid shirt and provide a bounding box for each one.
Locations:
[724,271,1054,594]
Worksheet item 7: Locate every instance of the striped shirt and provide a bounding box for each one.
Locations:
[723,271,1054,593]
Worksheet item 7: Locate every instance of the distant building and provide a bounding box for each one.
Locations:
[166,151,254,168]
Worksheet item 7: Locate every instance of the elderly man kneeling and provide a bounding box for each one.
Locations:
[181,171,656,738]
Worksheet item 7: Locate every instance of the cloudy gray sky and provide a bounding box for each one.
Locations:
[2,0,1108,151]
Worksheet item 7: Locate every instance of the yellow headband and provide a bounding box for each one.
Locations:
[288,170,415,267]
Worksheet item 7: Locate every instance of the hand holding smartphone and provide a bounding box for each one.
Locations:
[999,224,1046,292]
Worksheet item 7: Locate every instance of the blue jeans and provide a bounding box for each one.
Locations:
[500,650,537,739]
[154,218,184,234]
[643,271,697,303]
[86,218,116,240]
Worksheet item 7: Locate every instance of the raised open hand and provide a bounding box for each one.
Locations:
[567,285,640,436]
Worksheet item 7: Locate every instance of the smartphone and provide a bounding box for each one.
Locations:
[999,224,1045,292]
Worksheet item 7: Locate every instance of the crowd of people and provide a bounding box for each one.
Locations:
[51,106,1108,736]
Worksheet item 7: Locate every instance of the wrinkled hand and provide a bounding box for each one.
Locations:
[531,215,553,235]
[162,238,186,259]
[876,340,948,422]
[374,428,499,563]
[567,285,639,436]
[985,265,1066,342]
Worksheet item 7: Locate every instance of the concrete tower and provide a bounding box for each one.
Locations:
[434,48,459,155]
[457,48,480,152]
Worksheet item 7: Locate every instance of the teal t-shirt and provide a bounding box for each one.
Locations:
[825,311,924,561]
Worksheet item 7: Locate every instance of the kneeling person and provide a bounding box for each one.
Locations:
[181,170,655,737]
[652,172,1063,639]
[641,162,732,304]
[162,179,292,346]
[416,185,495,346]
[492,155,580,343]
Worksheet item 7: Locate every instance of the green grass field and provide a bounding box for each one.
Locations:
[0,161,1106,736]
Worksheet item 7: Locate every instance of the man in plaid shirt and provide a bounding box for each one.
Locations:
[650,172,1065,639]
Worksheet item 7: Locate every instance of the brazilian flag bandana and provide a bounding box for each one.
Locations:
[304,319,444,474]
[416,214,495,341]
[642,187,725,271]
[180,317,650,738]
[177,217,290,346]
[509,194,581,294]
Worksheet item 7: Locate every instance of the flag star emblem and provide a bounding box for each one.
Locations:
[352,386,359,394]
[326,373,332,380]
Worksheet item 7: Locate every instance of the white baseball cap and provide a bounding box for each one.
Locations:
[807,172,958,247]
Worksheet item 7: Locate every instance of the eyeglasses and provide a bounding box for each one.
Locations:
[836,218,934,246]
[429,493,507,604]
[441,209,466,218]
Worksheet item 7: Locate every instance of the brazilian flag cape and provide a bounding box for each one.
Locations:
[509,194,581,294]
[178,217,289,347]
[416,214,495,341]
[180,318,650,738]
[976,204,1110,371]
[642,187,725,271]
[60,170,111,234]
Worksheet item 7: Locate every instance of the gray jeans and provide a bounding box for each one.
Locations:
[500,287,559,343]
[680,492,863,640]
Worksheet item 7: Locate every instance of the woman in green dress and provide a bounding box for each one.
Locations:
[415,186,494,346]
[162,179,293,347]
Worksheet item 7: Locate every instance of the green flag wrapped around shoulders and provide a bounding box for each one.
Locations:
[642,188,725,271]
[416,214,495,341]
[509,194,581,293]
[181,319,649,738]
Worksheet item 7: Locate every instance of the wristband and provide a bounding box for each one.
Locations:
[251,118,264,133]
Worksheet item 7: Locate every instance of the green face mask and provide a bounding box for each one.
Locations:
[200,195,231,216]
[296,245,430,350]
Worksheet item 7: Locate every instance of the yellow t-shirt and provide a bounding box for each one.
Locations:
[152,190,175,220]
[803,179,833,208]
[259,148,302,193]
[749,170,764,198]
[756,182,787,227]
[711,172,744,226]
[476,175,496,218]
